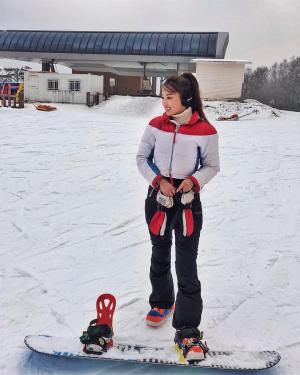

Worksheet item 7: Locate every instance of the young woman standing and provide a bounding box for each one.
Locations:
[136,73,220,361]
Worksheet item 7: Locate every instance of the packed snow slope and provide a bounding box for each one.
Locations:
[0,96,299,375]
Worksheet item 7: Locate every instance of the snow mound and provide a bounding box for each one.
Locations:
[97,95,161,118]
[204,99,282,121]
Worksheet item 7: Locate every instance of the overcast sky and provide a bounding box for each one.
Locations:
[1,0,299,70]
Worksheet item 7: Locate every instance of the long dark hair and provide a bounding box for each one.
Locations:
[162,73,208,121]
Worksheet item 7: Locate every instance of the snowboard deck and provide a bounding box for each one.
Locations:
[24,334,281,371]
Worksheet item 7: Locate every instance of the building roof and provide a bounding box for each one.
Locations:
[0,30,229,76]
[0,30,228,58]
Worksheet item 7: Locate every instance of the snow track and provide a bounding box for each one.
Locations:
[0,96,299,374]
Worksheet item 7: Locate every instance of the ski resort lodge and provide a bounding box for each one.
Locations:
[0,30,251,103]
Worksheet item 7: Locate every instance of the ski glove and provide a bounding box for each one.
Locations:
[181,191,195,237]
[149,191,173,236]
[149,191,195,237]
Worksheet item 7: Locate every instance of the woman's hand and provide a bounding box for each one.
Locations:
[159,178,176,196]
[176,178,194,193]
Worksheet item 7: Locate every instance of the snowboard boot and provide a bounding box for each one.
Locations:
[174,328,209,363]
[146,305,175,327]
[80,320,113,354]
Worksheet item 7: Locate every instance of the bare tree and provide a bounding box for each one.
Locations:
[242,56,300,112]
[0,66,31,83]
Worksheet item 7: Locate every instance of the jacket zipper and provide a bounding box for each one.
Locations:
[168,121,180,184]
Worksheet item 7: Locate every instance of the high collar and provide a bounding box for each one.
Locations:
[171,106,193,125]
[162,108,200,126]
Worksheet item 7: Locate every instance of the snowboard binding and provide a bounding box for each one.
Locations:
[174,329,209,364]
[80,293,116,355]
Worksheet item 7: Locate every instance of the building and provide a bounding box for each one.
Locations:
[194,59,251,99]
[0,30,251,100]
[24,71,103,104]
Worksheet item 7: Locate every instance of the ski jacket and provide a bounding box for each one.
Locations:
[136,111,220,191]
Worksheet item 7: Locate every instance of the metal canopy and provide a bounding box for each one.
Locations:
[0,30,229,76]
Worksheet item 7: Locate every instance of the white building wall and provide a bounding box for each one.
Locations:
[24,72,103,104]
[89,74,103,94]
[195,61,249,100]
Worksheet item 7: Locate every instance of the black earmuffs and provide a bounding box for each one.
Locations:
[181,94,193,108]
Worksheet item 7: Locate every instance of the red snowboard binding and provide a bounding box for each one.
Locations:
[80,294,116,354]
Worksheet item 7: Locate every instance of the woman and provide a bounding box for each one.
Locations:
[136,73,220,361]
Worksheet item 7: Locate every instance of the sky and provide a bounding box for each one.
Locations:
[0,0,299,70]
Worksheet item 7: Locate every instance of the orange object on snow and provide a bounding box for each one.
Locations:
[34,104,57,112]
[217,109,258,121]
[217,113,239,121]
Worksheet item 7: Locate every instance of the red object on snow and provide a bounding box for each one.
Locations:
[217,113,239,121]
[96,294,116,328]
[34,104,57,112]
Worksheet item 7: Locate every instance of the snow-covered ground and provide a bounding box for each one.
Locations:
[0,96,299,375]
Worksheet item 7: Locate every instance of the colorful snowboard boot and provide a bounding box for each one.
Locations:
[146,305,175,327]
[174,328,209,363]
[80,293,116,354]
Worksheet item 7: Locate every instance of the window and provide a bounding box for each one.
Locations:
[69,80,81,91]
[48,79,59,91]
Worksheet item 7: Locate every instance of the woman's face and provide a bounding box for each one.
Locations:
[161,86,187,116]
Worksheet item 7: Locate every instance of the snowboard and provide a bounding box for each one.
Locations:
[24,334,281,371]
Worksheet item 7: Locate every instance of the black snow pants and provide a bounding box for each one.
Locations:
[145,178,203,332]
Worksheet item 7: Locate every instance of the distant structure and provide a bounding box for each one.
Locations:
[0,30,251,100]
[24,71,103,105]
[193,59,252,99]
